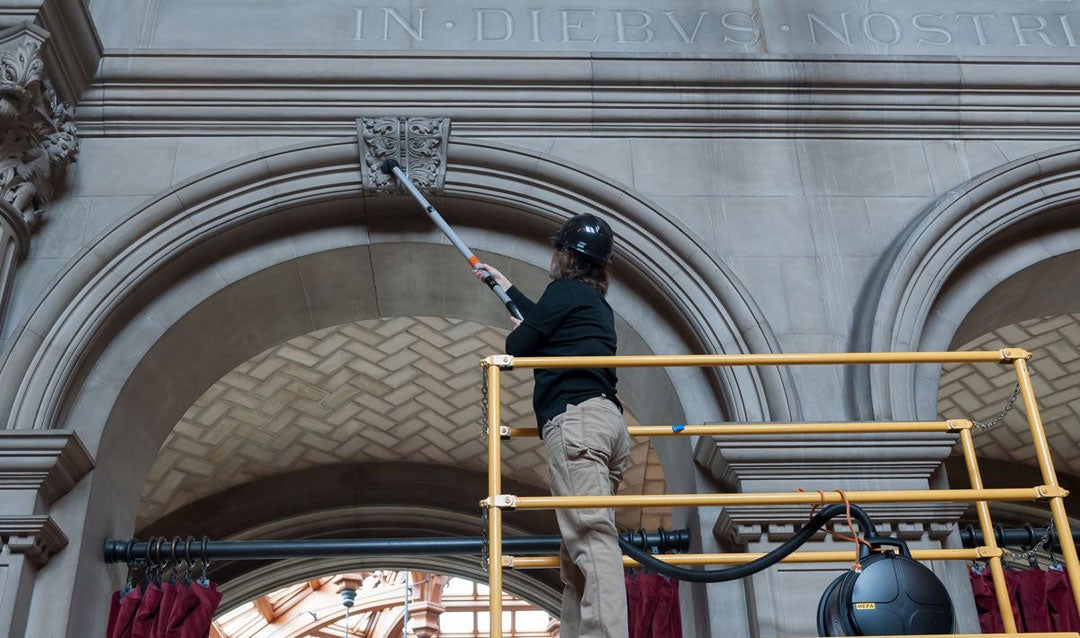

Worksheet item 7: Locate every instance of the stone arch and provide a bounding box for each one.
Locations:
[853,143,1080,421]
[0,137,793,438]
[5,137,793,633]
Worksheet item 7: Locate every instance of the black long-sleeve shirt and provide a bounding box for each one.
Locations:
[506,278,621,432]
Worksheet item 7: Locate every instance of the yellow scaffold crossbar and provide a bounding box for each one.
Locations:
[477,349,1080,638]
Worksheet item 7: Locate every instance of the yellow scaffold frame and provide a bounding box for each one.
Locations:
[478,349,1080,638]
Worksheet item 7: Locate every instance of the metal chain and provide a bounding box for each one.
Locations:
[480,365,489,443]
[1005,519,1054,564]
[480,507,490,571]
[974,382,1021,432]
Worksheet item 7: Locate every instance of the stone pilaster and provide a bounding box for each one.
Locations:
[693,432,973,638]
[358,116,451,195]
[0,430,92,637]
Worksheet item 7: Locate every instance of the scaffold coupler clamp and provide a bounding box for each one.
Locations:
[945,419,973,431]
[480,494,517,510]
[998,348,1032,362]
[1037,485,1069,499]
[486,354,513,369]
[976,546,1003,559]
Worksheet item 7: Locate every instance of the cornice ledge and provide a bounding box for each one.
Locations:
[0,429,93,505]
[693,432,957,491]
[0,514,67,566]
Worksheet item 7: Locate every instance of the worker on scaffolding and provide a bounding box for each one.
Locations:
[477,214,630,638]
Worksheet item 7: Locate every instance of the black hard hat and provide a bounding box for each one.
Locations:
[552,214,614,263]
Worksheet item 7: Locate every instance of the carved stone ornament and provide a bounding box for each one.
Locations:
[0,515,68,567]
[0,22,79,230]
[357,116,450,195]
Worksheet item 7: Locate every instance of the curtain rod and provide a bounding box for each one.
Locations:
[103,528,690,564]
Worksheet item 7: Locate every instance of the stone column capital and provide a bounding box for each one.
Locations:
[0,21,79,231]
[0,0,102,105]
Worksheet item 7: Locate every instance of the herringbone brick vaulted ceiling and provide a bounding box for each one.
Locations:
[939,313,1080,474]
[138,317,667,531]
[139,312,1080,533]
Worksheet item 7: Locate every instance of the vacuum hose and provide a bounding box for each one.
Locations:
[619,504,877,583]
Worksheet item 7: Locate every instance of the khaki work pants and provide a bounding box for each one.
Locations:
[543,396,632,638]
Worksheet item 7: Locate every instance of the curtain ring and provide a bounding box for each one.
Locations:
[185,536,195,564]
[1022,522,1036,548]
[145,536,156,564]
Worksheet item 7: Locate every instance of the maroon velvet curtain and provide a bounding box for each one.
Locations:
[626,572,682,638]
[107,580,221,638]
[969,567,1080,633]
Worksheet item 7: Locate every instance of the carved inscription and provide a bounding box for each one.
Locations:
[348,2,1080,54]
[129,0,1080,55]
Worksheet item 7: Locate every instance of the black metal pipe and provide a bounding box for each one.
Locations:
[959,523,1078,550]
[103,528,690,564]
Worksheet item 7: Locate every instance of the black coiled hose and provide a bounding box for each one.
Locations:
[619,504,876,583]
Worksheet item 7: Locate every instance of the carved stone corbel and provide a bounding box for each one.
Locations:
[0,21,79,232]
[357,116,450,195]
[0,515,67,567]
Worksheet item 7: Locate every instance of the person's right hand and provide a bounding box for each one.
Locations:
[474,263,512,290]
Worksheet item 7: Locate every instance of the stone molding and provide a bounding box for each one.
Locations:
[852,143,1080,421]
[358,116,450,195]
[0,514,67,566]
[0,430,93,505]
[0,21,79,231]
[714,507,965,547]
[81,52,1080,138]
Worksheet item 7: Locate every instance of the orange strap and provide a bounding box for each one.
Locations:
[796,487,870,572]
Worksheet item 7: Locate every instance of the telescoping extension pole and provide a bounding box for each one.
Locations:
[381,159,523,321]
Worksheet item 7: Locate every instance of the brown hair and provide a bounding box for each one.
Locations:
[550,246,609,296]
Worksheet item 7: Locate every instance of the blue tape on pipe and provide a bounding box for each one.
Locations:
[672,424,685,433]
